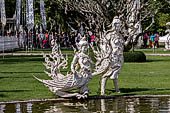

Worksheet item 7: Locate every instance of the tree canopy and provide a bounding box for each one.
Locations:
[3,0,170,34]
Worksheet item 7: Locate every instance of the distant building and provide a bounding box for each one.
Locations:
[0,18,15,36]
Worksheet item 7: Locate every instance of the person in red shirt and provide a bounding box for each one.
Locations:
[91,33,96,46]
[45,32,49,47]
[143,32,148,48]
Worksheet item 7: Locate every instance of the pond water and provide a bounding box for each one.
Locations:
[1,97,170,113]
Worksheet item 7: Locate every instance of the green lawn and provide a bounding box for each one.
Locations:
[0,55,170,101]
[90,56,170,96]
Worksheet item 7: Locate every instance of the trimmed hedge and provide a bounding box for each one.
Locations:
[89,50,146,62]
[123,51,146,62]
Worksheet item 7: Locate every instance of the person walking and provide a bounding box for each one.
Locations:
[150,33,157,48]
[154,33,159,48]
[143,32,148,48]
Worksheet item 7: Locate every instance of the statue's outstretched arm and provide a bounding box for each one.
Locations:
[71,55,78,73]
[104,43,112,59]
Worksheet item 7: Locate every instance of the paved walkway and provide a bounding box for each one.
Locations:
[145,53,170,56]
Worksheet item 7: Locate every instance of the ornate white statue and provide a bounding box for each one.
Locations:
[34,35,93,99]
[159,22,170,50]
[18,25,25,48]
[165,22,170,50]
[92,16,124,95]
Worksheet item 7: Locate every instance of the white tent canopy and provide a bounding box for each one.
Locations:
[159,34,170,42]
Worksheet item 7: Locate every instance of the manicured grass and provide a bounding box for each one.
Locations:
[100,56,170,96]
[0,56,54,101]
[0,55,170,101]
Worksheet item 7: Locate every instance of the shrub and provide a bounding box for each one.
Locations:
[89,49,146,63]
[123,51,146,62]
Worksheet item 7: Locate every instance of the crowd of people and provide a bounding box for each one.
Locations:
[143,32,160,48]
[1,30,162,50]
[24,31,162,49]
[35,31,97,49]
[0,29,98,50]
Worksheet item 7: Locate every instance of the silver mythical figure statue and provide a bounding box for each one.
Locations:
[164,22,170,50]
[34,35,93,99]
[92,16,124,95]
[159,22,170,50]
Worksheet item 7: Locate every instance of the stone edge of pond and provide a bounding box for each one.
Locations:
[1,95,170,104]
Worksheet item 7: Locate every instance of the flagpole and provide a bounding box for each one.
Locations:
[2,25,5,59]
[22,0,25,51]
[23,0,26,52]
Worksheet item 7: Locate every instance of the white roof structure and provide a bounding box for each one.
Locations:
[159,22,170,42]
[159,34,170,42]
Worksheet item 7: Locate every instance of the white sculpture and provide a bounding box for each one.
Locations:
[159,22,170,50]
[92,16,124,95]
[165,22,170,50]
[18,25,25,48]
[34,35,93,99]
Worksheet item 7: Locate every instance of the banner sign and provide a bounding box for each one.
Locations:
[16,0,22,30]
[26,0,34,32]
[40,0,47,30]
[0,0,6,26]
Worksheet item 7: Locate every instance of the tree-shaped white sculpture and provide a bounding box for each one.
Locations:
[34,36,93,99]
[91,16,124,95]
[165,22,170,50]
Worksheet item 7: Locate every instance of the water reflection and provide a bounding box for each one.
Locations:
[16,103,21,113]
[1,97,170,113]
[0,104,5,113]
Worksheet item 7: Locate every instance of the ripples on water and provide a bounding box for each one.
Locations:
[1,97,170,113]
